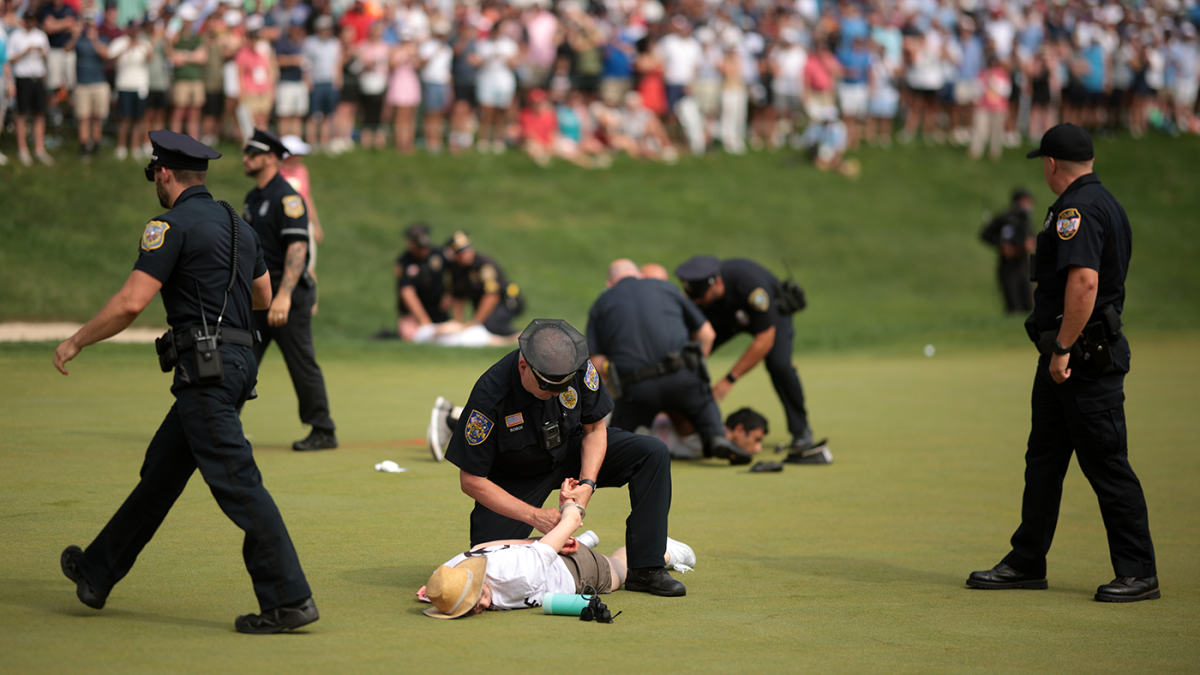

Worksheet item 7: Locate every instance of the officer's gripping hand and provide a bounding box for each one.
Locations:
[1049,352,1071,384]
[712,377,734,402]
[54,338,81,375]
[268,293,292,327]
[531,507,562,536]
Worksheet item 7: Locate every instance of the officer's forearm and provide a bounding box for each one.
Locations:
[471,293,499,325]
[692,322,715,357]
[1057,266,1099,348]
[460,471,543,526]
[277,241,308,297]
[578,422,606,507]
[730,326,776,380]
[400,286,431,324]
[70,270,162,350]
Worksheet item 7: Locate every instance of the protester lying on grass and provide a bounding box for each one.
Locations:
[400,319,519,347]
[419,479,695,618]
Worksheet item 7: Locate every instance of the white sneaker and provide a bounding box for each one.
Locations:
[0,151,7,166]
[36,151,54,166]
[576,530,600,549]
[426,397,453,461]
[492,140,506,154]
[19,149,33,166]
[115,146,129,160]
[665,537,695,573]
[131,145,145,161]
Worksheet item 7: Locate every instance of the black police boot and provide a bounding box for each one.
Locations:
[624,567,686,597]
[1095,576,1160,603]
[705,436,753,465]
[293,429,338,451]
[61,545,107,610]
[235,597,320,634]
[966,563,1048,590]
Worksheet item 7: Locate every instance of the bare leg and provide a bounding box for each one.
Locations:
[605,547,629,590]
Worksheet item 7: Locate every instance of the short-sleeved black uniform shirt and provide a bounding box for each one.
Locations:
[449,252,512,309]
[702,259,782,345]
[242,172,309,287]
[134,185,267,332]
[586,276,708,373]
[1032,173,1131,330]
[396,249,448,320]
[445,351,612,480]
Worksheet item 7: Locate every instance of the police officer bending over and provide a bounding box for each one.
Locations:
[968,123,1159,603]
[445,319,686,597]
[980,187,1036,314]
[588,259,751,465]
[446,230,524,337]
[674,256,830,464]
[54,131,318,633]
[242,129,337,451]
[395,223,449,340]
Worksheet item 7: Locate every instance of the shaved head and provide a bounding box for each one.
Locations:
[607,259,641,286]
[640,263,668,281]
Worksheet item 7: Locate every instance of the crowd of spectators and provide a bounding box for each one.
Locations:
[2,0,1199,169]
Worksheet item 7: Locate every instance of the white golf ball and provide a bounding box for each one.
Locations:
[924,344,936,357]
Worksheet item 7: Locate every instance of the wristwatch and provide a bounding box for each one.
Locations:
[578,478,597,492]
[1051,340,1073,355]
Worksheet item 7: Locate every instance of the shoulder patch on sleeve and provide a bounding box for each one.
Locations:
[1056,208,1081,240]
[282,194,306,219]
[464,411,494,446]
[748,287,771,312]
[429,255,443,272]
[140,221,171,251]
[584,361,600,391]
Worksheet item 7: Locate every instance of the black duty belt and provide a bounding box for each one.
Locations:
[174,326,257,351]
[620,353,686,387]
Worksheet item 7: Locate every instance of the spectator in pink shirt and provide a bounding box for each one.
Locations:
[969,56,1012,161]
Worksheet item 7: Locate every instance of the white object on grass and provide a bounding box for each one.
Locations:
[375,461,408,473]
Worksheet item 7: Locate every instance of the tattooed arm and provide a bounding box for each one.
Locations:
[267,241,308,327]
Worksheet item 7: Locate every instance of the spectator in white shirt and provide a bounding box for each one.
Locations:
[471,21,520,154]
[107,19,154,160]
[656,16,701,116]
[7,11,51,166]
[305,15,342,150]
[418,21,453,153]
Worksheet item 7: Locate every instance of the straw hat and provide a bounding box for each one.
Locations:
[423,557,487,619]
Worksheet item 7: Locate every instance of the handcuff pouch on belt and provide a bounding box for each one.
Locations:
[1024,304,1123,370]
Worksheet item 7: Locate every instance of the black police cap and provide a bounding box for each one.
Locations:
[147,129,221,174]
[674,255,721,298]
[405,223,432,248]
[518,319,588,385]
[244,128,287,157]
[448,230,473,253]
[1011,186,1032,202]
[1026,123,1093,161]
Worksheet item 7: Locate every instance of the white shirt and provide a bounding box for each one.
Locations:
[418,38,452,84]
[772,44,807,96]
[107,35,153,94]
[443,542,574,611]
[657,33,702,85]
[7,26,49,79]
[476,36,518,88]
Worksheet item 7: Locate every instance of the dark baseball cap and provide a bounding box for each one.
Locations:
[518,319,587,392]
[1026,123,1093,161]
[405,223,432,248]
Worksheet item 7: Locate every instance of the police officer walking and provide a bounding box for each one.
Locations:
[968,123,1159,603]
[445,319,686,597]
[54,131,318,633]
[395,223,449,339]
[588,259,751,464]
[980,187,1036,314]
[674,256,830,464]
[446,230,524,337]
[242,129,337,451]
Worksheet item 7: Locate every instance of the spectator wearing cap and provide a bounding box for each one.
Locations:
[305,14,342,151]
[445,230,525,337]
[274,21,308,140]
[7,10,52,166]
[241,128,339,452]
[394,223,450,339]
[108,19,154,161]
[444,318,687,598]
[64,12,108,162]
[169,4,207,139]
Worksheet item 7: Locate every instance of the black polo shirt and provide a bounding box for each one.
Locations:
[586,276,708,373]
[702,259,783,344]
[445,350,612,480]
[449,252,513,308]
[134,185,267,332]
[396,249,449,320]
[242,172,309,286]
[1032,173,1132,330]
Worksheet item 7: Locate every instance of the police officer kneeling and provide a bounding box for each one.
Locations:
[444,319,685,596]
[54,131,318,632]
[967,123,1159,603]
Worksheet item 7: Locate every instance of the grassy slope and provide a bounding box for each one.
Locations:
[1,340,1197,674]
[2,133,1198,354]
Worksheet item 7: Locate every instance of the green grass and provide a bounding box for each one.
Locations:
[2,132,1199,354]
[1,339,1198,673]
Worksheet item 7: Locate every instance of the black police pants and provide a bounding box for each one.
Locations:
[763,318,810,440]
[73,345,312,611]
[998,256,1033,314]
[1001,340,1156,579]
[253,284,335,432]
[611,368,725,442]
[469,428,672,570]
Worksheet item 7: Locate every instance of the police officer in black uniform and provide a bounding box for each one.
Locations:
[395,223,449,338]
[54,131,318,634]
[674,256,830,464]
[980,187,1036,314]
[968,123,1159,603]
[446,230,524,336]
[587,259,751,464]
[242,129,337,451]
[444,319,686,597]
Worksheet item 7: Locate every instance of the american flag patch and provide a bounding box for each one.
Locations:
[505,413,524,427]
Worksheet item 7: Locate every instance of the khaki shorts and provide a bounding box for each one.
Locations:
[560,546,613,594]
[173,80,206,108]
[599,77,632,107]
[242,93,274,116]
[74,82,111,119]
[46,48,76,90]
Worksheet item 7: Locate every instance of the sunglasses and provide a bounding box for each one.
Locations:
[530,366,574,393]
[144,163,161,182]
